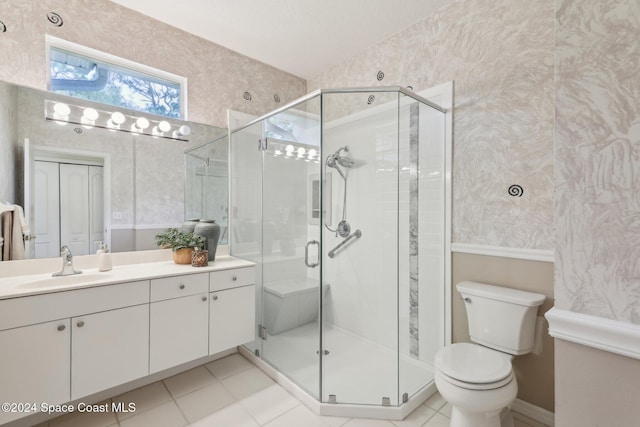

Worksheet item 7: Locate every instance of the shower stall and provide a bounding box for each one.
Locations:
[229,87,449,418]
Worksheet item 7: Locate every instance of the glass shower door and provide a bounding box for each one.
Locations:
[259,99,322,399]
[320,91,401,406]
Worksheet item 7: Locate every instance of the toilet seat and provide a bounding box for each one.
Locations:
[435,343,513,390]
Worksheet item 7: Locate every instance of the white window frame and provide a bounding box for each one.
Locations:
[46,36,188,119]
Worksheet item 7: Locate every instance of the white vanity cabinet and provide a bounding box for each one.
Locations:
[0,257,256,424]
[0,319,71,424]
[71,304,150,399]
[209,267,256,355]
[0,279,150,421]
[149,273,209,373]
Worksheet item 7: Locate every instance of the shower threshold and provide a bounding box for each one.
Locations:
[239,322,438,421]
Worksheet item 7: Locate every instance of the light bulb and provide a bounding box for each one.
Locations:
[297,147,306,156]
[285,145,294,153]
[136,117,150,130]
[111,111,125,125]
[53,103,70,116]
[308,149,317,157]
[83,108,99,121]
[158,120,171,132]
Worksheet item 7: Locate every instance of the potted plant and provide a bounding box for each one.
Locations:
[154,228,206,264]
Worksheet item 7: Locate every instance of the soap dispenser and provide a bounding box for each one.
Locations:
[97,242,112,272]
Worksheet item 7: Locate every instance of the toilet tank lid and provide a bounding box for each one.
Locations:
[456,281,545,307]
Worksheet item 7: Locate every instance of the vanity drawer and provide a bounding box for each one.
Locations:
[210,267,255,292]
[0,280,150,331]
[150,273,209,302]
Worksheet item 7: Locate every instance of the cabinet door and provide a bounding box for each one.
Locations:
[210,285,255,355]
[71,305,149,399]
[0,320,70,424]
[150,293,209,373]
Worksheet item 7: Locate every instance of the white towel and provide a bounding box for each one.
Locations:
[1,209,26,261]
[14,205,30,236]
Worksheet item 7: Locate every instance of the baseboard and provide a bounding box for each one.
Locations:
[511,398,555,426]
[451,243,554,263]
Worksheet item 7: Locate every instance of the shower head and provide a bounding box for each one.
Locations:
[327,146,357,169]
[333,155,355,168]
[326,146,352,180]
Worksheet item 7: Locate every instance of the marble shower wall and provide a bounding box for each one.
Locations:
[555,0,640,323]
[0,0,306,128]
[308,0,555,250]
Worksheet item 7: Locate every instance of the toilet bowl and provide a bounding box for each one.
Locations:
[435,281,545,427]
[435,343,516,427]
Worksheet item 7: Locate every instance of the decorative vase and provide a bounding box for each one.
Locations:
[182,219,200,234]
[173,247,194,264]
[194,219,220,261]
[191,248,208,267]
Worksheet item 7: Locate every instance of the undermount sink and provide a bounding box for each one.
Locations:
[18,273,108,289]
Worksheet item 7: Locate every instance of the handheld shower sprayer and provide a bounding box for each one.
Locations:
[325,146,357,237]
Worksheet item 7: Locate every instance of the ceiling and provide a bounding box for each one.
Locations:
[109,0,450,80]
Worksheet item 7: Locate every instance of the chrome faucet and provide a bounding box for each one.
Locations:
[52,245,82,277]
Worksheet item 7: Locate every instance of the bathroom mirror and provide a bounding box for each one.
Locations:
[0,80,228,260]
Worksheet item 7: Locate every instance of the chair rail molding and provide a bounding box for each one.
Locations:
[451,243,554,263]
[546,307,640,360]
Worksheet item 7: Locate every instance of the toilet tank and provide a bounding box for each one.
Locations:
[457,281,545,355]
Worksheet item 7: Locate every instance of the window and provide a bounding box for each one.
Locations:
[48,38,186,119]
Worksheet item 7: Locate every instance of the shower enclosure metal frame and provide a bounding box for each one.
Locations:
[229,85,452,420]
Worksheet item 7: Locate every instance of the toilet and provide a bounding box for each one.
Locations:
[435,281,545,427]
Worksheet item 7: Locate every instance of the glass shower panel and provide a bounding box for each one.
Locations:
[229,122,264,355]
[397,93,446,400]
[260,96,322,399]
[321,91,400,406]
[184,135,229,244]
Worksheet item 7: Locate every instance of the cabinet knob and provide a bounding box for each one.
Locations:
[57,324,66,331]
[179,284,185,289]
[202,296,207,302]
[77,321,85,328]
[232,276,237,281]
[212,295,218,301]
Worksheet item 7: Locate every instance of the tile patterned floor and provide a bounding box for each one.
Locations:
[41,353,548,427]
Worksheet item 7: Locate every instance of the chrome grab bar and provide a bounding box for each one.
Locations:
[305,240,320,268]
[328,229,362,259]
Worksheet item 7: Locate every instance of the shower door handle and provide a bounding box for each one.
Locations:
[305,240,319,268]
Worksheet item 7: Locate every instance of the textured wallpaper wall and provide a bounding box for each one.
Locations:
[555,0,640,323]
[308,0,555,250]
[0,0,306,128]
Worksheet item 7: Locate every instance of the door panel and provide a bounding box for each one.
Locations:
[33,161,60,258]
[89,165,104,250]
[60,164,90,255]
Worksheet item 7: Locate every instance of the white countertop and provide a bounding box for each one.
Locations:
[0,256,255,300]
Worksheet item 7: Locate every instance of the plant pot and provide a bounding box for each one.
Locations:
[173,247,194,264]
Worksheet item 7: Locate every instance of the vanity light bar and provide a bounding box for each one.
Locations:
[44,100,190,142]
[267,139,320,163]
